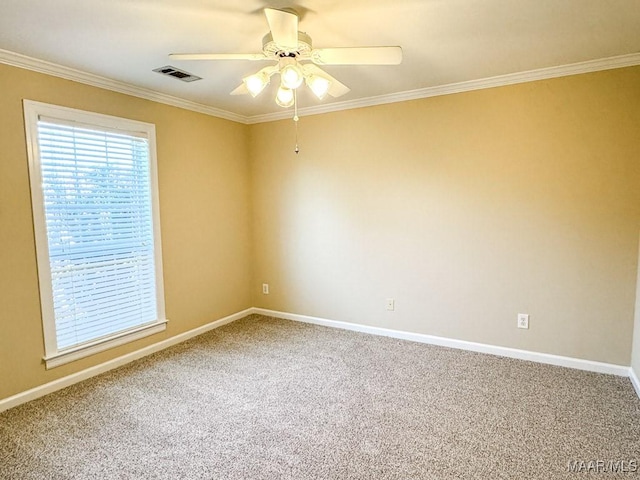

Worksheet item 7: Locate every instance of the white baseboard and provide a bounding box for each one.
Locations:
[254,308,631,378]
[3,306,637,413]
[0,308,253,413]
[630,367,640,399]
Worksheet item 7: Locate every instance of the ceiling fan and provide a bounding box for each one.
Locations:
[169,8,402,108]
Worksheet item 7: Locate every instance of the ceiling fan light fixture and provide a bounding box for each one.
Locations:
[306,74,332,99]
[276,86,295,108]
[243,72,269,97]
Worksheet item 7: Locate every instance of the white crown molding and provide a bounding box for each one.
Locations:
[247,52,640,124]
[0,48,246,124]
[254,308,632,377]
[2,48,639,126]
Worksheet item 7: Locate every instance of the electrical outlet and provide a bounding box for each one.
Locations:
[386,298,395,311]
[517,313,529,329]
[262,283,269,295]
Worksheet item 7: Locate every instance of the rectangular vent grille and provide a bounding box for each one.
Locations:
[153,66,202,82]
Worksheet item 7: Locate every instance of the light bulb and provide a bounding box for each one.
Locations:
[306,75,331,99]
[275,87,294,108]
[280,64,303,89]
[243,72,269,97]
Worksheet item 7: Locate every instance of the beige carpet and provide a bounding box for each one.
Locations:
[1,314,638,479]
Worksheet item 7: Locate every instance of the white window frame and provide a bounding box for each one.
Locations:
[24,100,167,369]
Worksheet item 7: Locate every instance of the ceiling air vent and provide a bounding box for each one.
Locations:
[153,66,202,82]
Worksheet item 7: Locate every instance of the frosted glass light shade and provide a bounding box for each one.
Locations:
[243,72,269,97]
[280,64,304,89]
[275,87,294,108]
[306,74,331,99]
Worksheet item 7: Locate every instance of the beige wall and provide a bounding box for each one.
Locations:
[250,66,640,366]
[2,61,639,403]
[632,235,640,376]
[0,64,252,400]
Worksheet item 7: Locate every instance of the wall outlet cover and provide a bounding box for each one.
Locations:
[386,298,395,311]
[517,313,529,329]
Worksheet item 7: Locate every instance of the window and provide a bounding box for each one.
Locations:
[24,100,167,368]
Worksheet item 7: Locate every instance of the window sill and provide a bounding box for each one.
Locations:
[43,320,168,369]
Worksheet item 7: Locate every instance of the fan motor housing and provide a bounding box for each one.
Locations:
[262,31,312,59]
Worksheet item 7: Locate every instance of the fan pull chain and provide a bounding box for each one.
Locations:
[294,90,300,154]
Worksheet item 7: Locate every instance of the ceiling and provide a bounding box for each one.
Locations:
[0,0,639,120]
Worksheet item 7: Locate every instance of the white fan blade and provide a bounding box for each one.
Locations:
[169,53,267,61]
[311,46,403,65]
[230,84,248,95]
[264,8,298,50]
[303,64,350,98]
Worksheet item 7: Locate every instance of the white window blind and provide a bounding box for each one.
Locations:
[24,101,166,368]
